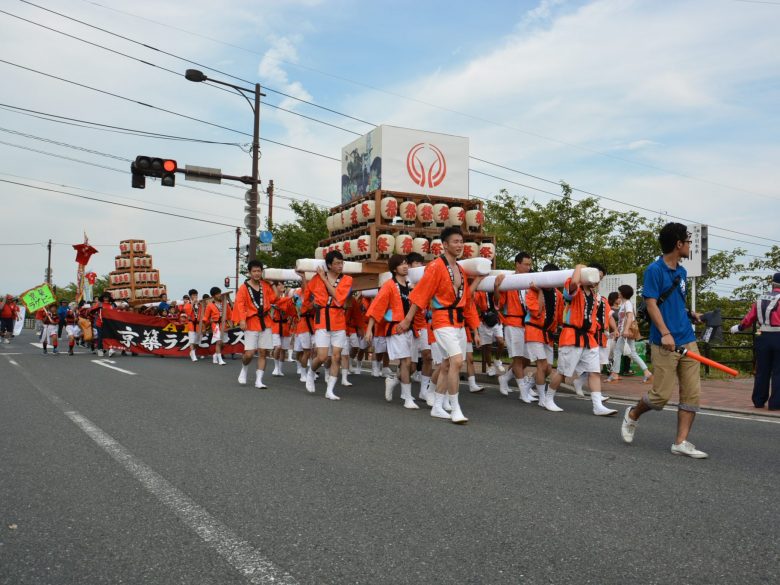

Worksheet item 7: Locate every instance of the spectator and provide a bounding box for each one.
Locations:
[56,300,69,339]
[607,285,652,383]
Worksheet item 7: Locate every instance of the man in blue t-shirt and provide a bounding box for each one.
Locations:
[620,222,707,458]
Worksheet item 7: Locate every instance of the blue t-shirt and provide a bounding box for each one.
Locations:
[57,306,68,320]
[643,256,695,346]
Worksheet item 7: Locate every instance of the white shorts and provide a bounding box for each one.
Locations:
[66,324,82,338]
[40,324,57,339]
[504,326,526,358]
[350,333,368,350]
[294,332,312,351]
[525,341,554,363]
[272,333,292,350]
[477,322,504,345]
[431,341,444,365]
[466,342,474,354]
[599,346,611,366]
[557,346,601,377]
[387,331,414,360]
[374,336,387,354]
[188,331,202,346]
[314,329,347,350]
[433,327,467,359]
[243,328,273,351]
[415,330,431,353]
[211,326,229,344]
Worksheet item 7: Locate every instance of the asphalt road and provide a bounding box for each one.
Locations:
[1,330,778,585]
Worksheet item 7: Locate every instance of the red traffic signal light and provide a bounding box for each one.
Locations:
[224,277,231,288]
[132,156,177,188]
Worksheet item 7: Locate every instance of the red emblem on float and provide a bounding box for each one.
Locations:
[406,143,447,188]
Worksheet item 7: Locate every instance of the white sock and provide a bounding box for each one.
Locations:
[420,375,431,396]
[573,374,585,394]
[514,377,524,391]
[326,375,337,393]
[256,370,264,384]
[341,370,349,383]
[468,375,478,387]
[241,364,249,376]
[536,383,547,402]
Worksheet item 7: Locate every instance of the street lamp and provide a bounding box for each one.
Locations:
[185,69,265,260]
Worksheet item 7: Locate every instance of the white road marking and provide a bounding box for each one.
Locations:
[29,342,43,348]
[91,360,136,376]
[7,354,299,585]
[9,359,19,366]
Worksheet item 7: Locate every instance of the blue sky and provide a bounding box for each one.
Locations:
[1,0,779,299]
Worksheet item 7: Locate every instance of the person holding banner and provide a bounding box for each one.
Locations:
[182,289,202,362]
[302,250,353,400]
[38,303,59,354]
[233,261,295,388]
[204,287,232,366]
[621,222,707,458]
[399,226,481,424]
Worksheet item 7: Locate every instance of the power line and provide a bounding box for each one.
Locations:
[25,0,766,199]
[0,178,240,228]
[470,168,779,249]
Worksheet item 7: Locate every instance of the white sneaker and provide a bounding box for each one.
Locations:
[621,407,638,444]
[255,378,268,389]
[238,369,247,385]
[371,364,382,377]
[325,390,341,400]
[341,375,353,387]
[519,385,536,404]
[107,349,115,358]
[190,351,198,363]
[98,350,104,357]
[494,361,506,374]
[426,392,435,408]
[217,357,226,366]
[431,394,451,420]
[486,366,497,377]
[403,398,420,410]
[671,441,708,459]
[469,383,484,394]
[385,377,398,402]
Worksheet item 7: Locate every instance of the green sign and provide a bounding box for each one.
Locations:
[20,283,56,313]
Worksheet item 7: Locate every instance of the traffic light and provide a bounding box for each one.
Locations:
[224,277,231,288]
[131,156,177,188]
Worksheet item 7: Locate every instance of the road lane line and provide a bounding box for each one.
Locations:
[91,360,136,376]
[8,359,19,366]
[6,355,299,585]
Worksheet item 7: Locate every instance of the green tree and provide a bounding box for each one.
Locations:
[56,275,110,303]
[255,200,329,269]
[733,245,780,300]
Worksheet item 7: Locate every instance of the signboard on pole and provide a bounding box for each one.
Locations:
[680,224,708,278]
[341,125,469,203]
[20,283,56,312]
[599,273,638,299]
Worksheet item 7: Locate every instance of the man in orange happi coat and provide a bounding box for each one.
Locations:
[301,250,353,400]
[397,226,480,424]
[233,260,295,389]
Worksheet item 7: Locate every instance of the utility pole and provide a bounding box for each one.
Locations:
[46,238,52,285]
[248,82,262,260]
[267,179,274,231]
[234,227,241,295]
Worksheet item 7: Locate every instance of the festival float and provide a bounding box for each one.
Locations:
[106,239,168,304]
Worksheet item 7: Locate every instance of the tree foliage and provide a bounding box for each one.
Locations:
[483,184,662,280]
[255,200,329,269]
[733,245,780,300]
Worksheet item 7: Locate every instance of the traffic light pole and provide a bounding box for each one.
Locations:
[235,227,241,295]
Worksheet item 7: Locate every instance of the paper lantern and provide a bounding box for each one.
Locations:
[342,239,354,258]
[433,204,449,226]
[314,247,325,259]
[376,234,395,257]
[461,242,478,260]
[360,200,376,224]
[412,237,430,256]
[326,214,335,234]
[333,241,342,255]
[395,234,413,255]
[479,242,496,260]
[430,238,443,257]
[465,209,484,232]
[333,212,343,233]
[356,235,371,258]
[417,202,434,225]
[447,206,465,227]
[399,201,417,225]
[341,209,353,232]
[380,196,398,220]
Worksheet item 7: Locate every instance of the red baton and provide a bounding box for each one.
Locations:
[675,346,739,377]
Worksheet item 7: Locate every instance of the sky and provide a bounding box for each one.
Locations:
[1,0,779,301]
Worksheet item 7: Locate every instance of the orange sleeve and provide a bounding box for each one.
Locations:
[409,261,441,310]
[464,283,480,330]
[366,281,393,323]
[233,286,249,322]
[525,289,543,320]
